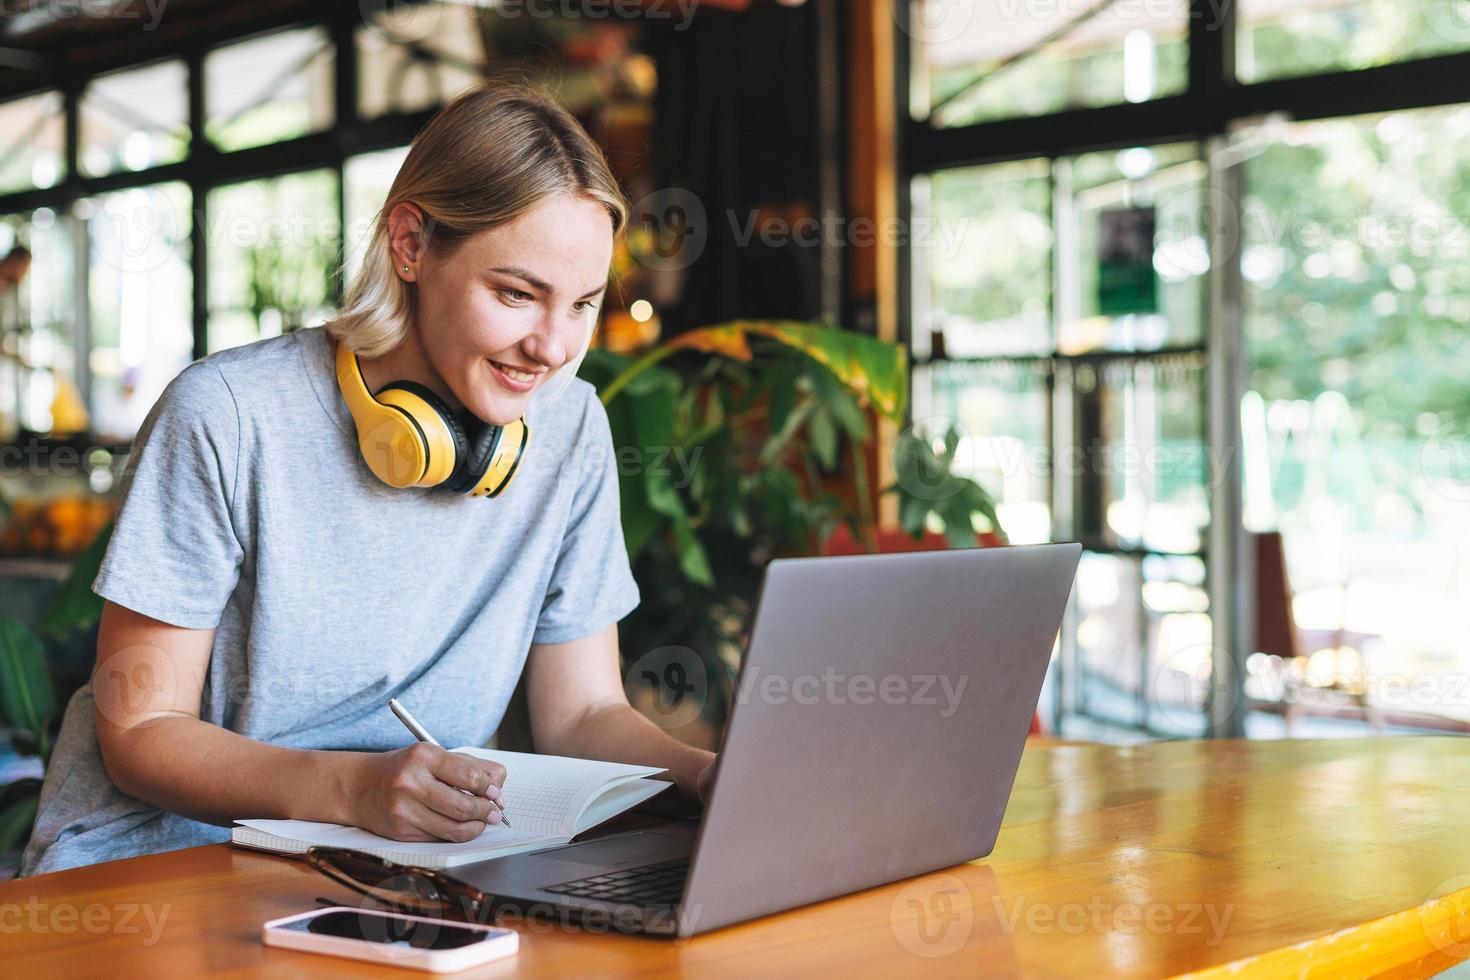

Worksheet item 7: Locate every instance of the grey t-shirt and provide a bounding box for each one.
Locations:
[19,325,639,876]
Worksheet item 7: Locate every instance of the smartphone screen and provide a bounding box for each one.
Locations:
[279,910,496,950]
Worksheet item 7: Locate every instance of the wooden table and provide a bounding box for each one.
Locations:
[6,737,1470,978]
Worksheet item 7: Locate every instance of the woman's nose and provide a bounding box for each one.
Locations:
[520,318,569,370]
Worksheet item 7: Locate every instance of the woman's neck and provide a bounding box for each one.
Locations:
[356,328,462,413]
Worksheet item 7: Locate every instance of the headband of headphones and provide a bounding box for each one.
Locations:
[332,335,527,497]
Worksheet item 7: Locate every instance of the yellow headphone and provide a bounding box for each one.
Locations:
[332,336,528,497]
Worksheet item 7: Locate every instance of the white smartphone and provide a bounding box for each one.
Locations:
[263,906,518,973]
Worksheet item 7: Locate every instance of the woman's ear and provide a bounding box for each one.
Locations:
[386,202,427,282]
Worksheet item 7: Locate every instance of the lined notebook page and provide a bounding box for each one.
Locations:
[453,747,665,839]
[234,818,549,859]
[233,749,666,865]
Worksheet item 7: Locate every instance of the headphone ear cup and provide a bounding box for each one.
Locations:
[450,418,504,494]
[375,382,466,488]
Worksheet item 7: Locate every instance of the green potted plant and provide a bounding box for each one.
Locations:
[579,319,1004,742]
[0,523,111,865]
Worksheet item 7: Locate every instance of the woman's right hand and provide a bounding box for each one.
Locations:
[343,742,508,843]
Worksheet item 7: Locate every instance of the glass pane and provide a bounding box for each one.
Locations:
[1241,103,1470,727]
[914,359,1052,543]
[1239,0,1470,83]
[0,91,65,194]
[1059,143,1206,354]
[85,183,193,440]
[916,159,1052,359]
[344,146,410,282]
[79,60,189,178]
[358,2,484,118]
[911,0,1190,127]
[206,169,339,352]
[1071,550,1211,735]
[206,27,334,152]
[0,210,78,438]
[1092,355,1208,554]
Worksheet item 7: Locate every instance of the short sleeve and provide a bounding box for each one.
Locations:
[93,361,245,630]
[532,388,642,645]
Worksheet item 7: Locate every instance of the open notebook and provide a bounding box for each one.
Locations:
[230,748,671,869]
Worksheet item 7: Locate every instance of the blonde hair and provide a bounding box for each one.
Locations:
[330,80,629,392]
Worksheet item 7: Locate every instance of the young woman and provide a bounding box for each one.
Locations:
[20,84,716,876]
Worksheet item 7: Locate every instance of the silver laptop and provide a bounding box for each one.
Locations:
[457,543,1082,937]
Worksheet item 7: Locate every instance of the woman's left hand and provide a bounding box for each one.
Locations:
[696,756,718,804]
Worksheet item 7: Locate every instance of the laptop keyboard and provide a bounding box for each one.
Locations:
[544,859,690,907]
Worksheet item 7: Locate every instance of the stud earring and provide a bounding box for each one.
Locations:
[402,265,409,274]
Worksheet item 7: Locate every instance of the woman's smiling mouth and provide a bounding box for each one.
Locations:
[489,359,542,391]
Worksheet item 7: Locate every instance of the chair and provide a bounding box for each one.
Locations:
[1251,531,1384,733]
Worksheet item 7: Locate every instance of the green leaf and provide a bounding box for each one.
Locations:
[809,410,838,470]
[766,359,797,435]
[0,617,55,754]
[0,792,40,853]
[38,520,113,638]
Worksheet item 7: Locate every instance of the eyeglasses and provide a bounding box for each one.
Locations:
[304,846,498,925]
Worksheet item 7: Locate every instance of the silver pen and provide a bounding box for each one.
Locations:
[387,697,510,828]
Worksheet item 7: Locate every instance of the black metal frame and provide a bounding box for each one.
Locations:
[894,0,1470,737]
[0,4,440,377]
[904,4,1470,176]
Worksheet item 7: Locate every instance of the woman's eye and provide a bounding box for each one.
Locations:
[574,301,599,315]
[498,288,532,304]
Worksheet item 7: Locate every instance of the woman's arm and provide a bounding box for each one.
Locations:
[92,600,508,842]
[525,623,716,801]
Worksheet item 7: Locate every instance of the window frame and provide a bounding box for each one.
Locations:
[0,6,448,440]
[897,1,1470,738]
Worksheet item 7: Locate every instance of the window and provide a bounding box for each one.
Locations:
[205,27,334,152]
[207,169,339,353]
[912,141,1210,734]
[344,146,410,283]
[1238,0,1470,83]
[0,210,78,438]
[78,60,189,178]
[0,92,64,194]
[1241,103,1470,722]
[85,183,193,440]
[913,158,1052,359]
[910,0,1190,127]
[357,2,484,118]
